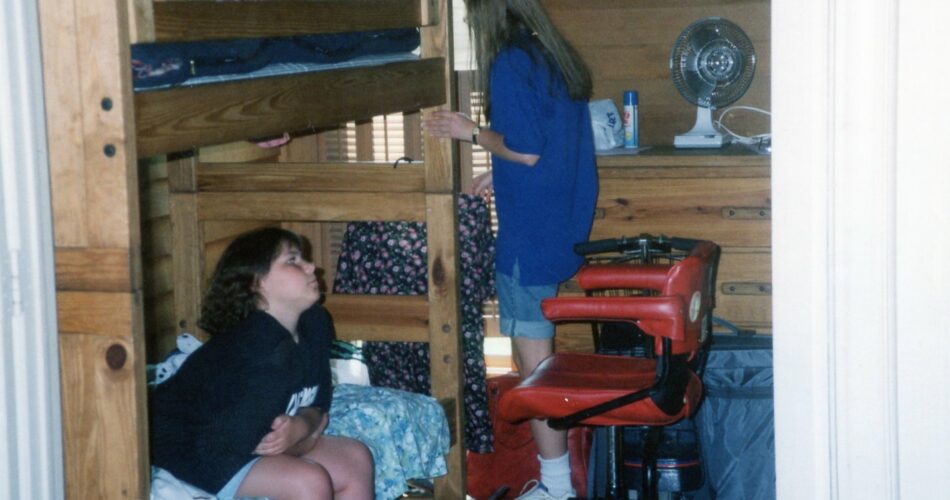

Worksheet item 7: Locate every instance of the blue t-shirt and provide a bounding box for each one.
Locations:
[489,43,598,285]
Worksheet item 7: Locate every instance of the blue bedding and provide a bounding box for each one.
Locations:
[131,28,420,90]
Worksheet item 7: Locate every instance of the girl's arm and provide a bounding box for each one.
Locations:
[253,407,328,456]
[253,303,334,457]
[425,110,539,167]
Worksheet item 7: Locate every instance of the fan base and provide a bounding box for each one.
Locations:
[674,132,729,149]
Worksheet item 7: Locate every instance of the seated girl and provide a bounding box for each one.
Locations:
[149,227,374,499]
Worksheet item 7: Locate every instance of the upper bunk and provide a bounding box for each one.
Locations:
[131,0,448,157]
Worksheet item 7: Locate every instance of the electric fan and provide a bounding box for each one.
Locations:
[670,17,756,148]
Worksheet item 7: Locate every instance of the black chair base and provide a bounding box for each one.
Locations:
[587,422,704,500]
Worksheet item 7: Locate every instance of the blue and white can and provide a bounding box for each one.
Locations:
[623,90,639,148]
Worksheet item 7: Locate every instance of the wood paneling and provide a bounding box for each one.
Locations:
[323,294,430,342]
[195,163,427,193]
[135,59,446,157]
[592,176,771,248]
[196,192,428,222]
[544,0,771,146]
[583,147,772,337]
[198,140,282,164]
[151,0,422,42]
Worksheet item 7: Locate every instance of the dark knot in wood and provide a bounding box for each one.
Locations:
[431,256,445,287]
[105,344,127,370]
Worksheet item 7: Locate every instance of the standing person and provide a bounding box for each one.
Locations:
[150,227,374,499]
[426,1,597,498]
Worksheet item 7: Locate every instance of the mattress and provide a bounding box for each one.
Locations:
[132,28,420,91]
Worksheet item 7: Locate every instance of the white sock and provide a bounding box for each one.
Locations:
[538,452,573,496]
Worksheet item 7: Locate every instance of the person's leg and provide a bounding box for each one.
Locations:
[235,455,333,500]
[498,265,574,499]
[301,434,375,500]
[512,337,568,460]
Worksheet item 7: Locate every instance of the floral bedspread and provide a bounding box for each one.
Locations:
[326,384,450,500]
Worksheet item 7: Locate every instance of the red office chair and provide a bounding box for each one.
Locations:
[498,240,720,499]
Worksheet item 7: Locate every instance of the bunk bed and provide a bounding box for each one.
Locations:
[40,0,465,498]
[154,1,465,497]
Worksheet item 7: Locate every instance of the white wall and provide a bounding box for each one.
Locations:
[773,0,950,498]
[0,0,65,497]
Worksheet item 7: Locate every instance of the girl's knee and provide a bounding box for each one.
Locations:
[348,439,374,478]
[287,462,333,498]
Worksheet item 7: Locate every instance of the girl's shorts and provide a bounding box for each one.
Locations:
[217,457,261,499]
[496,263,558,340]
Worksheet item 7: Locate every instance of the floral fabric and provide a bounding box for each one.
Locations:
[326,384,450,500]
[332,194,496,453]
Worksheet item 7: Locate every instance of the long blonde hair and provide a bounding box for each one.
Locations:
[464,0,592,108]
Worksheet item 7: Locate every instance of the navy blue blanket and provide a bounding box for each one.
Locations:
[131,29,420,90]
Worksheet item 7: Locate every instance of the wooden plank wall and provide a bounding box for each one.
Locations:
[544,0,771,146]
[38,0,149,496]
[542,0,772,350]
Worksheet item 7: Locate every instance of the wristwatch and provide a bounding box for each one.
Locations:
[471,125,481,145]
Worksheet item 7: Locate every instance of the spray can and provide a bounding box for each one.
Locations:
[623,90,639,148]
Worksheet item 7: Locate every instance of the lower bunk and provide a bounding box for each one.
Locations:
[150,352,450,500]
[145,196,495,499]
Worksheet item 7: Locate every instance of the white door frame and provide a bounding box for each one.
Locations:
[773,0,950,498]
[0,0,65,497]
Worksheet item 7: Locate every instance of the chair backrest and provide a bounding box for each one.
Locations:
[561,240,720,357]
[651,240,719,355]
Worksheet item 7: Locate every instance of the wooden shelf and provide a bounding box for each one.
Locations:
[596,145,771,178]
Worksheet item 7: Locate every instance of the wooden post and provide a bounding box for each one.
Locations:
[421,0,465,497]
[168,157,205,339]
[38,0,148,495]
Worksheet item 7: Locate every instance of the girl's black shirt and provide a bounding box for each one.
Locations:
[149,304,333,493]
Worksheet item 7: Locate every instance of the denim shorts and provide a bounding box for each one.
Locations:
[217,457,261,499]
[496,263,558,339]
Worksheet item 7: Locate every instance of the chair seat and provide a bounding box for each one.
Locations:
[498,353,703,427]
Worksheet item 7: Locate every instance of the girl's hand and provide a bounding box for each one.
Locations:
[469,171,493,200]
[425,111,476,142]
[257,409,328,457]
[254,414,299,456]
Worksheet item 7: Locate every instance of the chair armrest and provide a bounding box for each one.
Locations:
[576,264,671,291]
[541,296,686,341]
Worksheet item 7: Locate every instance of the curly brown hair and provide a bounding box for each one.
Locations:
[197,227,303,335]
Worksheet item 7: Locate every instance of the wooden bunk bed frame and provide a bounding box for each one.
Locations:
[40,0,465,498]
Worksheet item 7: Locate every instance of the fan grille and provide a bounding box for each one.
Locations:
[669,17,756,108]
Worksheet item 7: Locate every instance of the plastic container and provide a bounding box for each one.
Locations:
[623,90,639,148]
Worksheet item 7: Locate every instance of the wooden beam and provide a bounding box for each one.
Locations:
[59,333,144,500]
[197,192,427,222]
[151,0,422,42]
[56,291,134,338]
[195,163,426,193]
[419,1,464,497]
[126,0,154,43]
[136,59,445,157]
[438,397,457,447]
[55,248,131,292]
[170,193,204,337]
[403,111,423,160]
[421,7,456,194]
[323,294,429,342]
[426,193,464,499]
